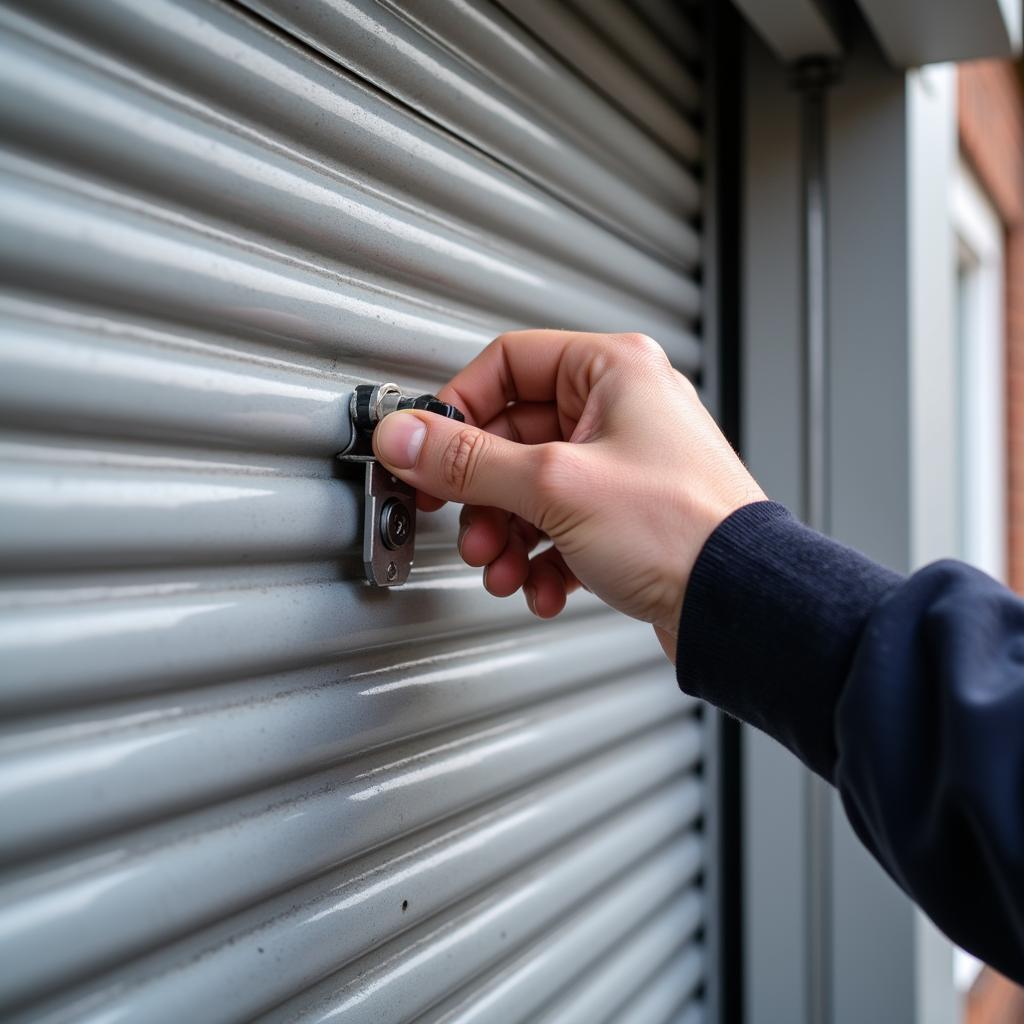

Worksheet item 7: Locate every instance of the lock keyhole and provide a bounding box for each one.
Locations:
[380,498,412,550]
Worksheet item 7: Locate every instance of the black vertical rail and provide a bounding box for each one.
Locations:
[794,56,838,1024]
[707,4,745,1023]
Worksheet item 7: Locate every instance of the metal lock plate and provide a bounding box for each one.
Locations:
[338,383,464,586]
[360,462,415,586]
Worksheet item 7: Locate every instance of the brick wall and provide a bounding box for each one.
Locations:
[1010,226,1024,592]
[958,60,1024,592]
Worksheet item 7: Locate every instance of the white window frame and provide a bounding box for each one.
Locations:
[951,159,1006,583]
[950,158,1007,1000]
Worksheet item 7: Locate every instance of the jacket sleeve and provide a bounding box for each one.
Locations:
[676,500,1024,984]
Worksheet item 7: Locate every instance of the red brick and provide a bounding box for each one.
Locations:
[961,61,1024,591]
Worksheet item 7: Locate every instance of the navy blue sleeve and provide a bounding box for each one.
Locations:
[676,500,1024,984]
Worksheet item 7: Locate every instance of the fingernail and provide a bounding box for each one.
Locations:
[374,413,425,469]
[524,584,537,615]
[457,522,470,556]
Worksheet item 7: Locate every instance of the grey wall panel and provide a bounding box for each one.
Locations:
[413,844,704,1024]
[375,0,698,200]
[0,0,709,1019]
[0,616,661,856]
[239,0,698,264]
[6,719,698,1024]
[564,0,701,107]
[497,0,699,155]
[255,786,700,1023]
[0,301,357,454]
[630,0,703,63]
[531,893,704,1024]
[613,943,706,1024]
[9,0,698,302]
[2,675,696,1014]
[0,13,700,345]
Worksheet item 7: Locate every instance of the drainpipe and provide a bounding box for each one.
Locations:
[793,54,840,1024]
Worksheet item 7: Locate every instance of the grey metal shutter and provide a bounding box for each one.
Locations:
[0,1,710,1021]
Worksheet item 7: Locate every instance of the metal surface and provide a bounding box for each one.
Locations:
[362,462,415,584]
[0,0,709,1020]
[743,31,935,1022]
[731,0,842,62]
[241,0,700,264]
[854,0,1021,66]
[338,383,465,584]
[494,0,699,160]
[796,56,837,1024]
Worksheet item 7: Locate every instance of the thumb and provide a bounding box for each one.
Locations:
[372,410,537,516]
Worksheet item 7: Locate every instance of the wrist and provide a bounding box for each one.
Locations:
[661,490,766,635]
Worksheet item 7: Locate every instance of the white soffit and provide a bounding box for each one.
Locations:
[732,0,842,62]
[855,0,1022,66]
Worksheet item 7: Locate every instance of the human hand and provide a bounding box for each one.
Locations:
[371,330,765,659]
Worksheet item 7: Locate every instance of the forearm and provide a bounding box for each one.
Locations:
[675,500,900,779]
[676,501,1024,983]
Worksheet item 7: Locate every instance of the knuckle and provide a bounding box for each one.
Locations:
[441,427,489,496]
[614,332,670,368]
[675,369,699,398]
[532,443,577,506]
[533,449,586,539]
[618,331,659,354]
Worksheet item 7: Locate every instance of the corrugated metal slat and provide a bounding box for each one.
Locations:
[254,785,700,1023]
[3,714,697,1024]
[415,863,703,1023]
[370,0,699,201]
[614,945,707,1024]
[495,0,698,156]
[2,689,698,1020]
[0,616,672,858]
[532,895,705,1024]
[239,0,698,264]
[0,8,700,346]
[10,0,698,305]
[0,0,711,1019]
[629,0,703,63]
[562,0,700,106]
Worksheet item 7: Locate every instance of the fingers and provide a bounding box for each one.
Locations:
[458,506,509,567]
[408,329,617,511]
[372,409,542,519]
[416,399,562,514]
[458,511,581,617]
[436,329,617,428]
[459,507,542,597]
[524,546,581,619]
[484,518,541,597]
[481,402,565,445]
[417,492,446,513]
[436,330,565,427]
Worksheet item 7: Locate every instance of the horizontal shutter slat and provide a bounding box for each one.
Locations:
[254,785,702,1023]
[4,722,695,1024]
[0,0,710,1018]
[239,0,699,264]
[0,617,674,856]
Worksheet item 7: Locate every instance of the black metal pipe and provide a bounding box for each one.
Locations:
[793,55,839,1024]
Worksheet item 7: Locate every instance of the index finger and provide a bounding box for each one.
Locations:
[437,329,601,427]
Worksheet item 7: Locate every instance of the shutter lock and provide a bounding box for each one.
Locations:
[338,383,465,586]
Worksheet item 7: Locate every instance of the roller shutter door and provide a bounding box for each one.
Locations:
[0,1,712,1021]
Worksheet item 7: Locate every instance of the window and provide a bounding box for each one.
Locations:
[951,158,1007,1001]
[952,159,1006,582]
